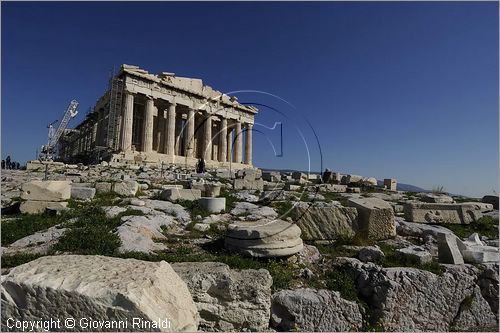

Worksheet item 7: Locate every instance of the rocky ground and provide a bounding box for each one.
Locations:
[1,163,498,332]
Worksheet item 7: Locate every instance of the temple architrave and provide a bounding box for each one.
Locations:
[60,64,257,169]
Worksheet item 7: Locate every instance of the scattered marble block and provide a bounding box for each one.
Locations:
[113,180,139,197]
[347,197,396,240]
[384,178,397,191]
[320,184,347,193]
[293,203,358,240]
[437,232,465,264]
[161,189,201,202]
[95,181,112,193]
[21,180,71,202]
[199,197,226,213]
[233,178,264,191]
[225,219,303,258]
[404,202,484,224]
[396,245,432,264]
[71,186,96,200]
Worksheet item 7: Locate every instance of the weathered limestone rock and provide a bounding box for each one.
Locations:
[404,202,484,224]
[113,180,139,196]
[172,262,272,331]
[71,186,96,200]
[116,214,175,253]
[396,220,453,238]
[297,244,322,265]
[477,263,499,319]
[230,202,278,220]
[233,191,259,202]
[199,197,225,213]
[1,255,199,332]
[337,257,498,331]
[143,199,191,224]
[358,245,385,263]
[293,202,359,240]
[225,219,303,258]
[384,178,397,191]
[103,205,127,218]
[270,288,363,332]
[21,180,71,201]
[233,178,264,191]
[396,245,432,264]
[161,188,201,201]
[347,197,396,240]
[19,200,68,214]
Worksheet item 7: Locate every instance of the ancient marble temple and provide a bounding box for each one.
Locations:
[60,64,257,169]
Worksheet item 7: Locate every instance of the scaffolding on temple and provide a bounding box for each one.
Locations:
[105,74,124,151]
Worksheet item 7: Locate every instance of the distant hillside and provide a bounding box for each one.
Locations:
[260,168,429,193]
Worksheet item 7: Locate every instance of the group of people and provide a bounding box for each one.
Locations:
[2,156,21,170]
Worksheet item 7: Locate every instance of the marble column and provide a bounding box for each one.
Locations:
[245,123,253,165]
[227,126,233,162]
[219,118,227,163]
[120,92,134,151]
[185,109,195,157]
[204,115,212,160]
[142,97,154,153]
[234,121,242,163]
[166,102,176,156]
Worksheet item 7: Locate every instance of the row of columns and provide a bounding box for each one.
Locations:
[119,92,253,164]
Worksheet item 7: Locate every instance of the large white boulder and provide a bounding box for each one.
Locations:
[1,255,199,331]
[21,180,71,201]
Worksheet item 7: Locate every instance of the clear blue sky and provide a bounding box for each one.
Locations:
[2,1,498,197]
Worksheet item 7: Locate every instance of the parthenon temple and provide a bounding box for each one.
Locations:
[60,64,257,169]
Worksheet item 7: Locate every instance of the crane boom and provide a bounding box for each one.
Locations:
[48,99,79,149]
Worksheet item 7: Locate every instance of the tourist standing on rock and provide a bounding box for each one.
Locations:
[196,158,206,174]
[5,155,11,169]
[1,160,5,169]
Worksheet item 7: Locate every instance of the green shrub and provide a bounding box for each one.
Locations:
[446,216,498,240]
[54,226,121,255]
[1,213,64,245]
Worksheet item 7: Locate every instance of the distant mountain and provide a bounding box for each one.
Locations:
[260,167,430,193]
